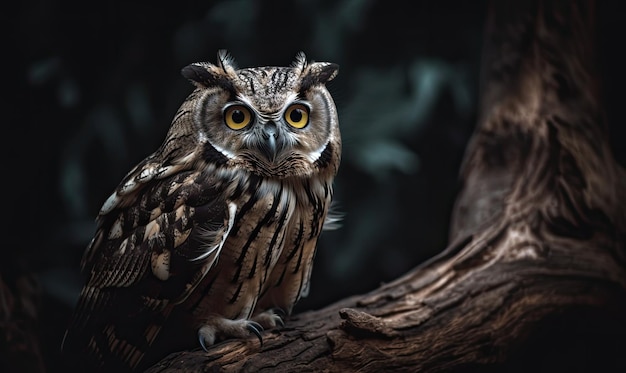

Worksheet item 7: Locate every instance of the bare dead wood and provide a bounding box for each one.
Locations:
[146,0,626,371]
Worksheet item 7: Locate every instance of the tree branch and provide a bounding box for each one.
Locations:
[147,0,626,371]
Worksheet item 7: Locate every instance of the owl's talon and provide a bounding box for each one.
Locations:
[197,319,265,350]
[272,307,287,318]
[199,334,209,352]
[269,308,286,327]
[246,321,264,346]
[252,308,287,330]
[198,325,216,352]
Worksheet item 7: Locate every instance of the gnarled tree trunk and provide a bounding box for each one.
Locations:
[147,0,626,371]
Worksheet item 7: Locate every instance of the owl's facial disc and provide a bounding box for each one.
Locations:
[220,101,284,162]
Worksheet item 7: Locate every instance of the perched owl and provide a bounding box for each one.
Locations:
[62,50,340,372]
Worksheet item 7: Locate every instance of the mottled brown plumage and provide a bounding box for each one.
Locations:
[62,50,340,372]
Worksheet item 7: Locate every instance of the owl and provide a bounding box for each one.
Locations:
[61,50,340,372]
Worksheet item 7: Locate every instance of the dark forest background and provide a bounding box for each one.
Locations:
[6,0,626,371]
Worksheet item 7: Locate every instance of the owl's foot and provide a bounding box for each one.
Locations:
[251,307,286,329]
[197,318,264,351]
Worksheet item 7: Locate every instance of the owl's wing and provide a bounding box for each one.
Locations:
[62,156,235,370]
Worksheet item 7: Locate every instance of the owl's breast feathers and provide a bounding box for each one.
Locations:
[62,156,336,371]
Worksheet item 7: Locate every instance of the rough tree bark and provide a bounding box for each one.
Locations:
[147,0,626,371]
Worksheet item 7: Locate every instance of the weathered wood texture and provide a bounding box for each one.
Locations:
[147,0,626,371]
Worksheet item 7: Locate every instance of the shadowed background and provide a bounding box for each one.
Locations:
[7,0,625,371]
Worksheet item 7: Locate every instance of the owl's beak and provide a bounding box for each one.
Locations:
[260,122,281,161]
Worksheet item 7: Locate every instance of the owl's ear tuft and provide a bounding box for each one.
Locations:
[181,63,218,87]
[216,49,237,73]
[299,62,339,92]
[181,63,235,91]
[291,51,308,72]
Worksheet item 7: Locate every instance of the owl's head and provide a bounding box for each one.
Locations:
[174,50,340,179]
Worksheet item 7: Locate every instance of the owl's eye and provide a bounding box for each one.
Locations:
[284,104,309,129]
[224,105,252,130]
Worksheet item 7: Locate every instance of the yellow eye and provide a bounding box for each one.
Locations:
[284,104,309,129]
[224,105,252,130]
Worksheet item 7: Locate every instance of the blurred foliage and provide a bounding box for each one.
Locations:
[11,0,625,371]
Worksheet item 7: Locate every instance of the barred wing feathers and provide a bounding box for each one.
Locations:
[62,157,235,371]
